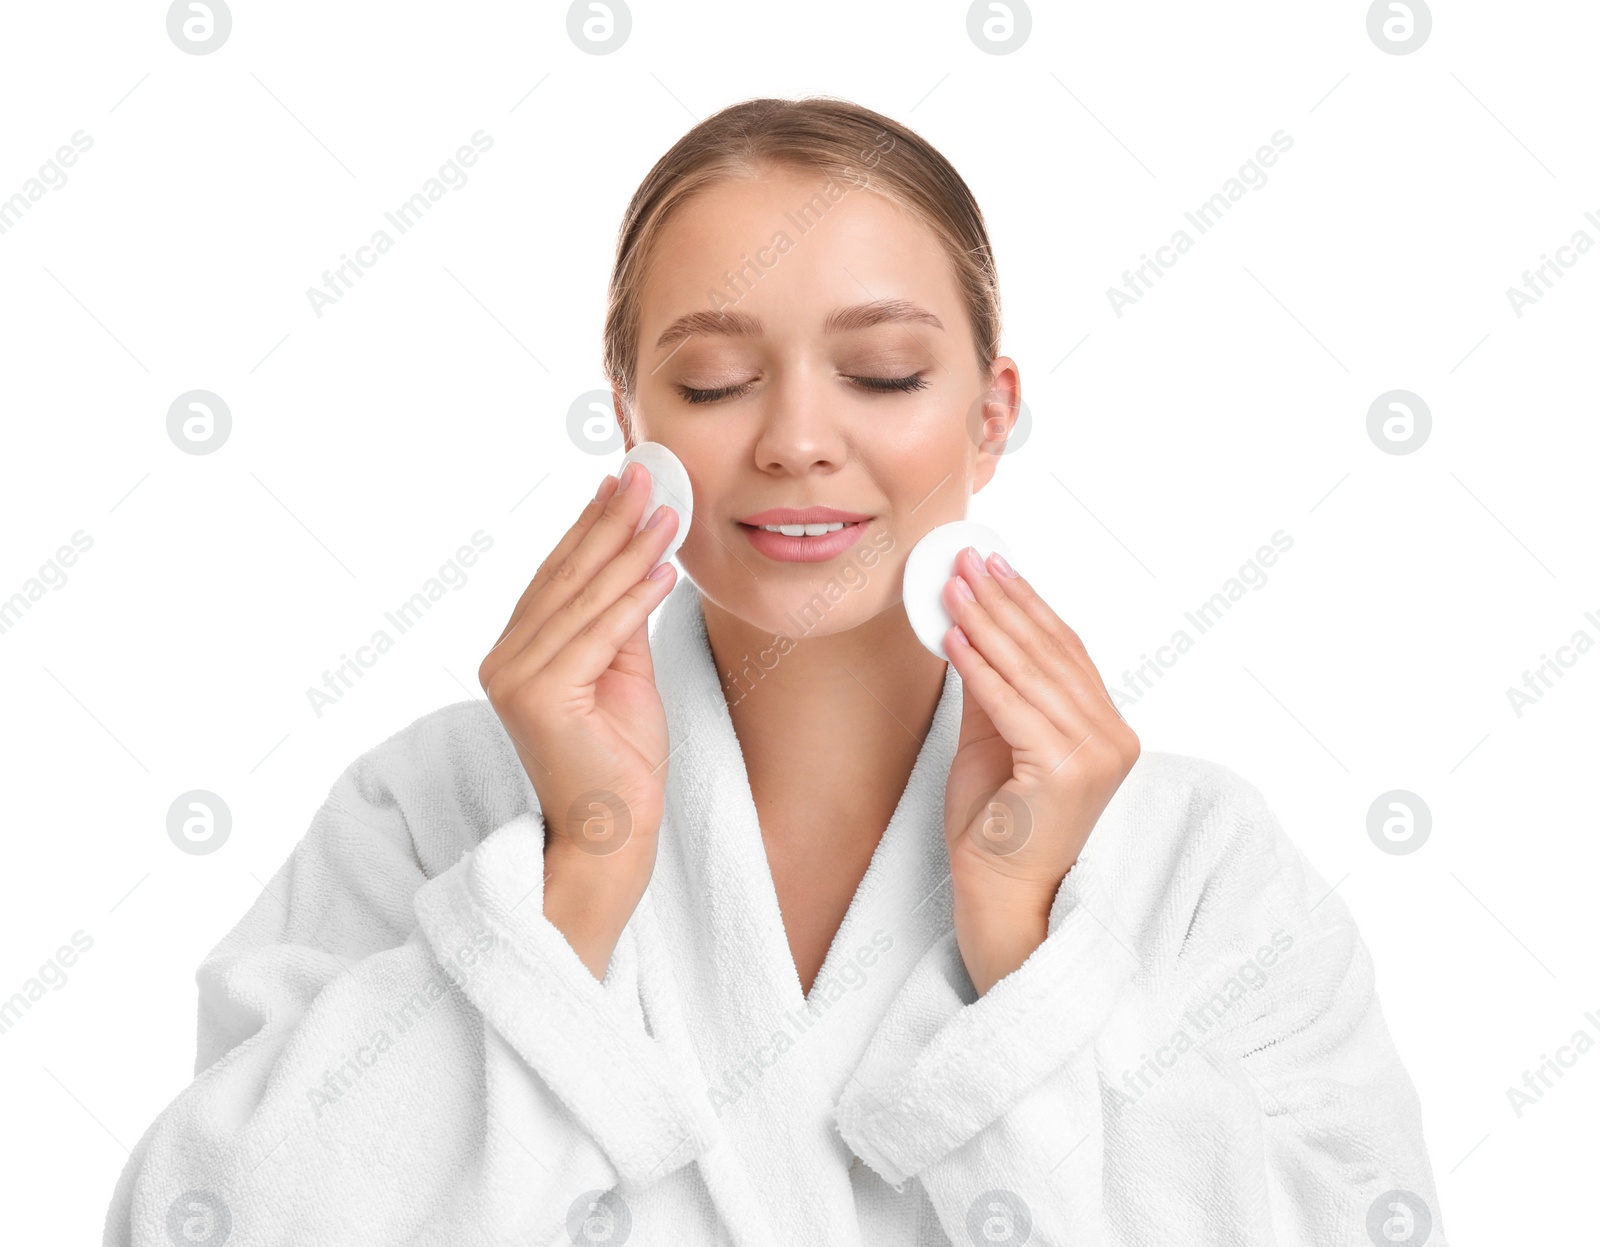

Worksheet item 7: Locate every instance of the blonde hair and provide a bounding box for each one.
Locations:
[602,95,1002,429]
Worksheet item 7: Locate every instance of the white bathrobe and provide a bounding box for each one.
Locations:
[104,575,1448,1246]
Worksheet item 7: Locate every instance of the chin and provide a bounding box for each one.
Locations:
[707,575,902,643]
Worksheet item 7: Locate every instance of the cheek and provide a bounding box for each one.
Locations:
[878,403,975,476]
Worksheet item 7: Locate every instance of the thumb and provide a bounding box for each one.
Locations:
[613,609,656,684]
[955,662,999,751]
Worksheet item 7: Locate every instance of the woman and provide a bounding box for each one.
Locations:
[105,97,1447,1246]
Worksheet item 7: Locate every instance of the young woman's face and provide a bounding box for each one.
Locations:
[626,163,1017,638]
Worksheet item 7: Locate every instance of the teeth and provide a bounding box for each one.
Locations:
[760,522,849,536]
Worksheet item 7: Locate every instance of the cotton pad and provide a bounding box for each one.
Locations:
[618,440,694,572]
[902,520,1014,660]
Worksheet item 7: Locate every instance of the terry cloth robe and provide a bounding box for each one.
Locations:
[104,574,1448,1247]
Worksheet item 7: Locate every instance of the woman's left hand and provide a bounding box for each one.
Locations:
[939,545,1140,996]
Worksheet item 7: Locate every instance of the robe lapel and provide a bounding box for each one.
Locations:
[635,576,968,1244]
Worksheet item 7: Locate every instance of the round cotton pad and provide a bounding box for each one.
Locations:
[902,520,1014,660]
[618,441,694,572]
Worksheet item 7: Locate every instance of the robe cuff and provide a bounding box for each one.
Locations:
[833,850,1137,1188]
[413,807,721,1188]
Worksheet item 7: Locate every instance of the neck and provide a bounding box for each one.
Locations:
[699,589,950,838]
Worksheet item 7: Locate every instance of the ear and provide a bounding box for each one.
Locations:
[970,356,1021,495]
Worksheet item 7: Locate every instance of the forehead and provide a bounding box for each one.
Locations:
[638,167,964,342]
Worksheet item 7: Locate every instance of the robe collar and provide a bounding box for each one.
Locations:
[632,575,968,1242]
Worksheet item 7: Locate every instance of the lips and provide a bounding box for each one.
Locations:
[740,518,869,562]
[737,506,874,527]
[737,520,863,532]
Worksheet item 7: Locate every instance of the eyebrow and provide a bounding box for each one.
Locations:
[652,298,944,349]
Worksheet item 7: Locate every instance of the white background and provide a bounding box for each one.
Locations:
[1,1,1595,1242]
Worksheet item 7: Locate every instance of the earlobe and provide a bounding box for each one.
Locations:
[971,448,1000,495]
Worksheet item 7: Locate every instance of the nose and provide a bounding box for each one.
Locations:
[750,361,849,475]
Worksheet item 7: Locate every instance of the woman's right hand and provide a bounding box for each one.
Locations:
[478,461,680,973]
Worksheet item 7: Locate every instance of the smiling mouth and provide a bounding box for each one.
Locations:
[737,520,865,537]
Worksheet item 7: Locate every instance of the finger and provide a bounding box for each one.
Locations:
[942,617,1062,767]
[946,548,1107,735]
[544,559,677,692]
[495,506,679,695]
[485,463,659,671]
[980,549,1124,719]
[490,471,620,651]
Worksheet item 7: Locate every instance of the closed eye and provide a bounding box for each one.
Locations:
[675,373,930,405]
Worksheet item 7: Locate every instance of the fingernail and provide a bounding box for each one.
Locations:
[989,551,1017,578]
[595,474,616,502]
[645,504,668,529]
[619,463,638,493]
[968,546,990,576]
[955,575,976,602]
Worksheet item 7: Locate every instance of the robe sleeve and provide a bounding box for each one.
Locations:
[832,770,1449,1246]
[102,741,719,1247]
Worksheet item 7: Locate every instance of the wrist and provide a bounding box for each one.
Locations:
[543,845,648,981]
[951,870,1054,997]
